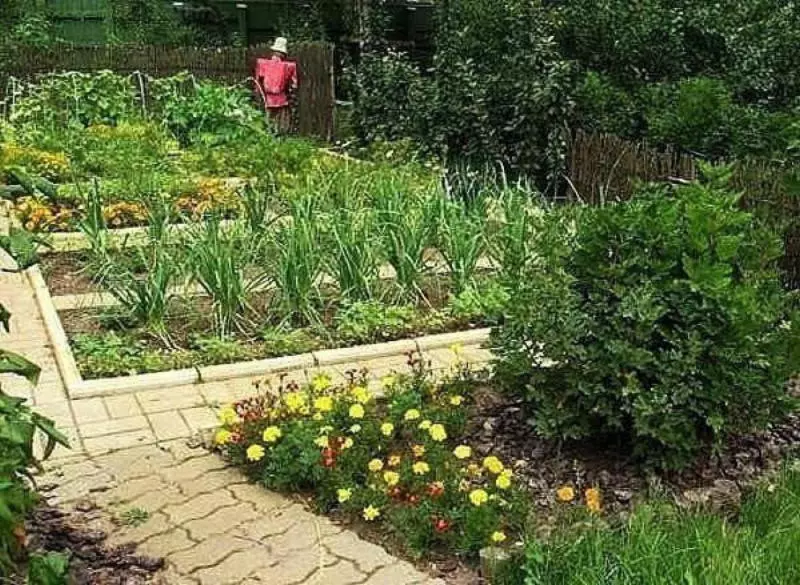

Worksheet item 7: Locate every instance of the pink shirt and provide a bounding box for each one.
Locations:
[256,58,298,109]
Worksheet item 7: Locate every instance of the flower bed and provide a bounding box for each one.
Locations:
[214,356,528,559]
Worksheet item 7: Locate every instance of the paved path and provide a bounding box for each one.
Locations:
[1,266,489,584]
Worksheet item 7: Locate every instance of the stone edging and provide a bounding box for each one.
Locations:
[28,262,491,400]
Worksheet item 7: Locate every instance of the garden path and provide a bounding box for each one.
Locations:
[1,265,490,585]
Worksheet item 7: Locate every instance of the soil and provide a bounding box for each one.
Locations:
[18,501,164,585]
[41,252,101,296]
[466,381,800,518]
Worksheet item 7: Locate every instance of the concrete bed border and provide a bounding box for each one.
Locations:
[28,263,491,400]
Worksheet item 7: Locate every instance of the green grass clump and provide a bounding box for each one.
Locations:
[512,466,800,585]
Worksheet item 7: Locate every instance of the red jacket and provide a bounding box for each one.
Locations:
[256,58,298,109]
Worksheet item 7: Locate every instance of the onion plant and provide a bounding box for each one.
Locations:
[375,186,436,301]
[241,177,278,236]
[435,196,488,294]
[187,216,263,337]
[328,206,381,303]
[264,195,324,326]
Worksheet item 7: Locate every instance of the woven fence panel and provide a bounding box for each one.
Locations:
[0,43,334,139]
[567,130,800,289]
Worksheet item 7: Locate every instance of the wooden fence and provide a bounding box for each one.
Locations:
[566,130,800,289]
[0,43,335,139]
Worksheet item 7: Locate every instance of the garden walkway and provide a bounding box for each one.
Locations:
[0,264,491,585]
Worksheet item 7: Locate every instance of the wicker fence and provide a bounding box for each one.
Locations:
[566,130,800,289]
[0,43,335,139]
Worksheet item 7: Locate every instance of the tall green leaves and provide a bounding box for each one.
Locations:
[328,206,380,303]
[435,196,488,294]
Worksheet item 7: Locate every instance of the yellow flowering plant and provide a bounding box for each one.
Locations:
[214,358,526,558]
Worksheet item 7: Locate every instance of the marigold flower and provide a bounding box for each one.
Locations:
[363,505,381,521]
[412,461,430,475]
[483,456,504,475]
[314,436,330,448]
[368,459,384,472]
[380,422,395,436]
[383,471,400,486]
[434,518,451,533]
[585,488,602,514]
[428,424,447,442]
[342,437,354,450]
[218,405,238,425]
[337,488,352,503]
[388,454,402,467]
[262,426,282,443]
[496,474,512,490]
[469,489,489,507]
[214,429,232,445]
[556,486,575,503]
[246,444,265,462]
[418,420,432,430]
[284,391,307,413]
[449,395,464,406]
[404,409,421,421]
[428,481,445,498]
[349,424,362,434]
[453,445,472,459]
[312,373,332,392]
[349,404,365,419]
[351,386,371,404]
[314,395,333,412]
[490,531,507,543]
[411,444,426,458]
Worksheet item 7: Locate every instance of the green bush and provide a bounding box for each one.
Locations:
[492,167,797,468]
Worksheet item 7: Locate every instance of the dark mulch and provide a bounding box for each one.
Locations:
[21,502,164,585]
[466,381,800,516]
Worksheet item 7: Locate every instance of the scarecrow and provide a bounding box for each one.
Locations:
[256,37,298,133]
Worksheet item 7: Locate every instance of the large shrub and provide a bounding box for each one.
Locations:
[492,167,797,468]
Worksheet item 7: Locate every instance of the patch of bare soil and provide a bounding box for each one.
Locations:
[41,252,100,296]
[466,383,800,516]
[22,502,164,585]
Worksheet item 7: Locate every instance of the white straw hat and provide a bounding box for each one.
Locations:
[271,37,288,54]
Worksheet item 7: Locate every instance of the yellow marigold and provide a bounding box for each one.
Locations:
[388,454,402,467]
[349,424,362,434]
[411,444,425,458]
[312,373,332,392]
[342,437,354,450]
[284,391,307,413]
[418,419,432,430]
[368,459,384,472]
[314,395,334,412]
[214,429,232,445]
[380,422,395,437]
[491,531,507,544]
[262,426,282,443]
[381,375,397,389]
[314,436,329,448]
[351,386,371,404]
[383,471,400,487]
[453,445,472,459]
[218,405,238,425]
[428,424,447,442]
[412,461,430,475]
[363,505,381,521]
[469,489,489,507]
[483,456,504,475]
[496,474,512,490]
[246,444,265,462]
[450,395,464,406]
[556,486,575,503]
[337,488,352,503]
[349,403,365,419]
[585,488,602,514]
[404,409,421,421]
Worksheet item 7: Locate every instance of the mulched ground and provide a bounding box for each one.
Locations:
[466,379,800,517]
[17,502,164,585]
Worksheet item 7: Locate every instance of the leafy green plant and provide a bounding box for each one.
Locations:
[448,280,509,325]
[0,227,50,270]
[435,197,487,294]
[259,327,322,356]
[27,551,70,585]
[328,206,381,302]
[116,507,150,528]
[334,300,418,344]
[493,168,796,468]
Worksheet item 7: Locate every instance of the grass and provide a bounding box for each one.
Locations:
[509,464,800,585]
